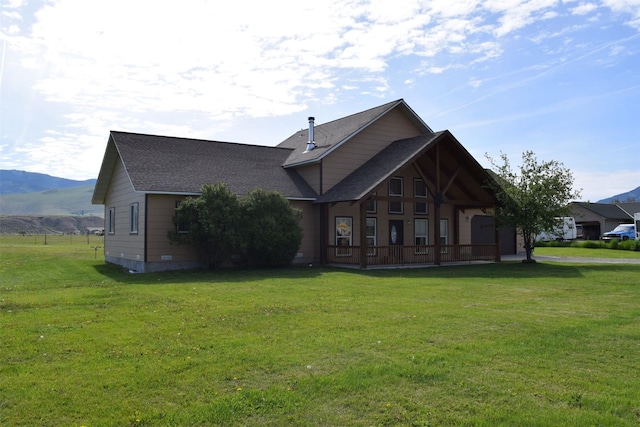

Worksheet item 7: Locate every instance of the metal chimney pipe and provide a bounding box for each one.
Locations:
[304,117,316,152]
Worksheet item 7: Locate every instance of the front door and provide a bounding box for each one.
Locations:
[389,220,404,245]
[389,220,404,263]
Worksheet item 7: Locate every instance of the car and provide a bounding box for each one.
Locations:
[602,224,635,242]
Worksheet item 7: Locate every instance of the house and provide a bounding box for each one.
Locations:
[570,201,640,240]
[92,99,513,272]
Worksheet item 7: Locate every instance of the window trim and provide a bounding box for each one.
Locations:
[440,219,449,253]
[414,179,428,215]
[388,177,403,214]
[175,201,188,234]
[414,218,428,254]
[108,207,115,235]
[335,216,353,257]
[129,203,139,234]
[365,192,377,214]
[366,217,377,256]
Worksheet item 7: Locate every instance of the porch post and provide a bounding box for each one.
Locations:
[494,225,501,262]
[320,204,328,265]
[434,194,441,265]
[360,201,367,269]
[434,145,442,265]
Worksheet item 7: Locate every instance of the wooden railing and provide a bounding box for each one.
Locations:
[326,244,497,267]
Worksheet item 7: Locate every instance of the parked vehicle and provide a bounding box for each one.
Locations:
[634,213,640,240]
[536,217,578,241]
[602,223,635,242]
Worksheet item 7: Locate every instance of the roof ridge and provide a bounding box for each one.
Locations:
[110,130,294,152]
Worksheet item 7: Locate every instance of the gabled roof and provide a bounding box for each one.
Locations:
[314,130,496,206]
[92,132,317,204]
[570,202,633,220]
[277,99,433,168]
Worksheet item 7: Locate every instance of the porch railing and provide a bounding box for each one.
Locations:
[326,244,498,267]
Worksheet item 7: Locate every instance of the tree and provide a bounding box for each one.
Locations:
[169,183,241,268]
[485,151,581,263]
[240,188,303,268]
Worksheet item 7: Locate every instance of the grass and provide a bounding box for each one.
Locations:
[534,245,640,259]
[1,234,640,426]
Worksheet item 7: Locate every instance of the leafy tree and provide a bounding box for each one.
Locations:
[169,183,241,268]
[240,188,303,268]
[486,151,581,263]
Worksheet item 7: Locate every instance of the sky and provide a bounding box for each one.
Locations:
[1,0,639,202]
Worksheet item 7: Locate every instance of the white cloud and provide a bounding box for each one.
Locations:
[571,2,599,14]
[2,0,640,180]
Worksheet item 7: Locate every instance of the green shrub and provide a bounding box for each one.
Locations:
[240,188,303,268]
[618,239,640,251]
[581,240,605,249]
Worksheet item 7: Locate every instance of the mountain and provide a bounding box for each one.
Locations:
[597,186,640,203]
[0,185,103,216]
[0,169,97,194]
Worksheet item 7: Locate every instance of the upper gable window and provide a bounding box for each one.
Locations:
[388,177,403,214]
[365,192,377,214]
[414,179,428,215]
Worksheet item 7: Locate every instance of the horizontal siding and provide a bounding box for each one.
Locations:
[290,200,318,263]
[146,195,198,263]
[103,159,145,262]
[322,108,422,192]
[295,164,321,194]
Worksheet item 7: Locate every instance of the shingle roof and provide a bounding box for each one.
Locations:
[92,132,317,204]
[571,202,632,219]
[277,99,432,167]
[314,132,444,204]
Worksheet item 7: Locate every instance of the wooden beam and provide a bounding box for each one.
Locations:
[360,202,367,269]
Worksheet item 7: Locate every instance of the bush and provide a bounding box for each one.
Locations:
[170,184,303,269]
[581,240,604,249]
[170,183,241,268]
[240,188,303,268]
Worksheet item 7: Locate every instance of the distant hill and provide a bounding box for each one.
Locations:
[0,215,104,235]
[0,185,103,216]
[0,169,97,194]
[598,186,640,203]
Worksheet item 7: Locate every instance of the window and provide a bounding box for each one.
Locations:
[365,192,377,213]
[335,217,352,256]
[129,203,139,234]
[414,219,428,254]
[108,207,115,234]
[366,218,377,255]
[175,201,188,234]
[440,219,449,253]
[388,177,403,214]
[414,179,428,215]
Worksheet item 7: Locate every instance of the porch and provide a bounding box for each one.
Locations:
[326,244,499,269]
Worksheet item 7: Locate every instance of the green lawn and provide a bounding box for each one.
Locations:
[1,235,640,426]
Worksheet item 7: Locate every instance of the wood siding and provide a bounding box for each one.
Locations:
[146,195,198,263]
[321,108,423,193]
[290,200,319,264]
[103,159,145,262]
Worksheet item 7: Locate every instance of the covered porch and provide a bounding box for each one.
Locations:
[326,243,499,268]
[314,131,505,269]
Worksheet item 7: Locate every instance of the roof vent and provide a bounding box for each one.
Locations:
[303,116,316,153]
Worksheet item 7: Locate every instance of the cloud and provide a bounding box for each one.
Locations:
[570,2,599,15]
[1,0,640,180]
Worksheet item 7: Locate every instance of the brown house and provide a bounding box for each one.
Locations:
[92,99,513,272]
